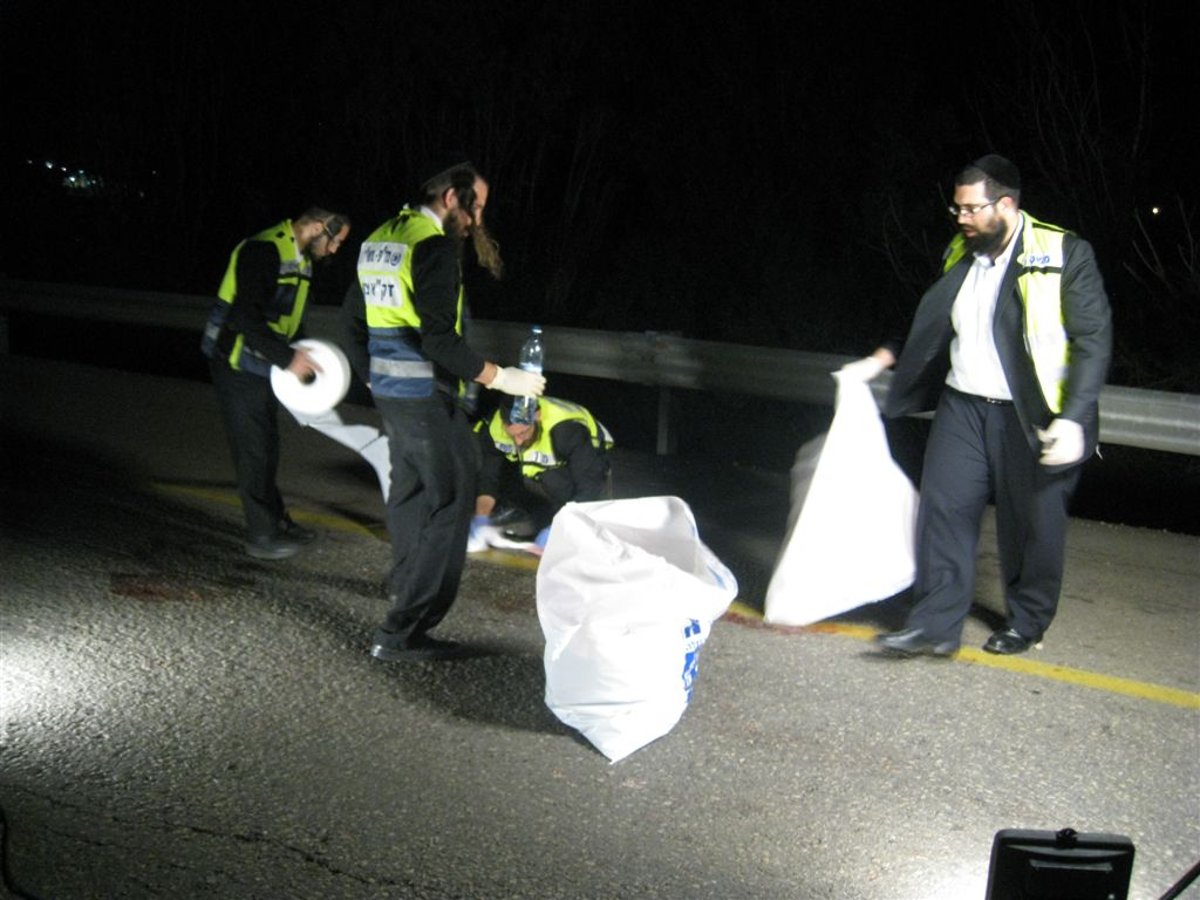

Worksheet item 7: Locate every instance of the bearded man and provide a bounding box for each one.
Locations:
[343,159,545,661]
[841,155,1112,657]
[202,207,350,560]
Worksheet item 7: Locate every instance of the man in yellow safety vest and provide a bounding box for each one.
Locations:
[342,158,545,662]
[202,207,350,560]
[844,155,1112,658]
[470,396,614,554]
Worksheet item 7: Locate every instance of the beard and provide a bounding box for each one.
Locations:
[442,209,471,242]
[963,220,1008,256]
[471,222,504,280]
[440,212,504,280]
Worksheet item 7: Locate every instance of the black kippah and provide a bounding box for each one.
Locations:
[972,154,1021,190]
[419,152,474,188]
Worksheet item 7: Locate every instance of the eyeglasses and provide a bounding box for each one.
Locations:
[948,200,997,219]
[320,220,345,249]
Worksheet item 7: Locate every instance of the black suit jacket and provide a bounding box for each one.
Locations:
[883,223,1112,464]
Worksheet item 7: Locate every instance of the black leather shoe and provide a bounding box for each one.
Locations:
[983,628,1041,655]
[244,534,304,560]
[491,506,536,539]
[370,635,473,662]
[280,518,318,545]
[874,628,959,658]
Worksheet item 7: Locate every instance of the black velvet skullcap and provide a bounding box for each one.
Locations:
[418,152,475,189]
[971,154,1021,191]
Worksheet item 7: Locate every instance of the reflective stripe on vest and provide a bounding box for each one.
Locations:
[200,220,311,376]
[358,207,465,399]
[485,397,613,480]
[942,213,1070,413]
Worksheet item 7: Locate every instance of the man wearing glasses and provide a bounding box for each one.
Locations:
[840,155,1112,657]
[202,207,351,560]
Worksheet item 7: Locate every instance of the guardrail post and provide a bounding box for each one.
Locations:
[646,330,680,456]
[656,386,676,456]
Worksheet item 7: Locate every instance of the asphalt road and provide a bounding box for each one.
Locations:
[1,356,1198,899]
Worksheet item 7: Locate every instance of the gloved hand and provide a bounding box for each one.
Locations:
[1037,418,1085,466]
[467,514,494,554]
[835,356,885,383]
[489,366,546,397]
[528,526,551,557]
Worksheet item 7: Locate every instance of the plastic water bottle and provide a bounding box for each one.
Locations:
[509,325,544,425]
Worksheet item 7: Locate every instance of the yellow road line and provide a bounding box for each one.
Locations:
[955,649,1200,709]
[157,485,1200,710]
[157,483,540,560]
[471,550,541,571]
[154,483,380,537]
[724,607,1200,710]
[156,483,241,506]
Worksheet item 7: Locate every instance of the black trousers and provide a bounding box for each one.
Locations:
[209,359,286,540]
[492,464,612,538]
[374,393,479,646]
[906,389,1082,643]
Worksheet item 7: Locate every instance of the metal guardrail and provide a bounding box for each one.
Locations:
[2,279,1198,456]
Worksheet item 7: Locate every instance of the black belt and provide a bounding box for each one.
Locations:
[951,387,1013,406]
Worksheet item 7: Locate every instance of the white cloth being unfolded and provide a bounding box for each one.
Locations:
[764,373,918,625]
[289,406,391,500]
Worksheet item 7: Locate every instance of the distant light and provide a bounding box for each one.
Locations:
[44,160,54,169]
[1151,206,1161,216]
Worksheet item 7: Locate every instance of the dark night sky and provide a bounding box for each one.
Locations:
[3,0,1197,387]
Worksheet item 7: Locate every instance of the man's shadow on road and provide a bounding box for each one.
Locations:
[358,639,579,740]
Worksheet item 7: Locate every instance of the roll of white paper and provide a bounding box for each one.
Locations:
[270,339,351,415]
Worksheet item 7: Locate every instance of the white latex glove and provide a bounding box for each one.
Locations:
[1037,418,1085,466]
[467,515,497,554]
[489,366,546,397]
[527,526,551,558]
[836,356,885,383]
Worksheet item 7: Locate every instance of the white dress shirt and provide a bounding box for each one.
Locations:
[945,215,1023,399]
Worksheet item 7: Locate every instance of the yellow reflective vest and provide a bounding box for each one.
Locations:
[201,220,311,376]
[356,207,466,398]
[943,213,1070,413]
[483,397,614,480]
